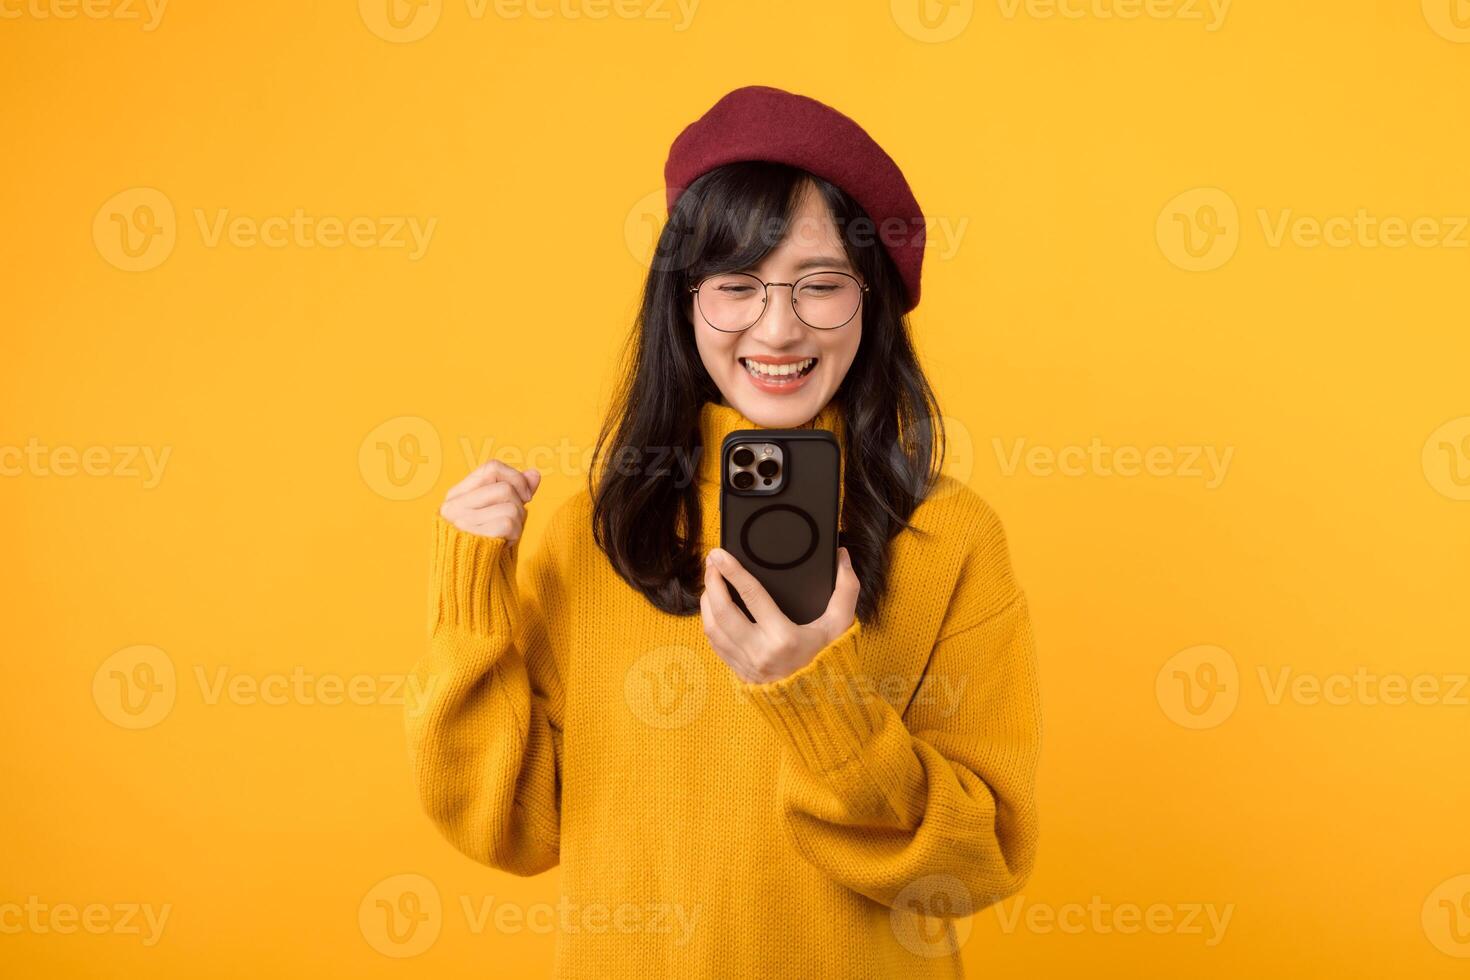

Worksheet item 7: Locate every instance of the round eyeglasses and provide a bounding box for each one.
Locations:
[689,271,868,332]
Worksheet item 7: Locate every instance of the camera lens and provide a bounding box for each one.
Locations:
[756,458,779,478]
[732,471,755,490]
[732,447,755,467]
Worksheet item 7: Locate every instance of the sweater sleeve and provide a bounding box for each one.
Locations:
[404,514,568,877]
[738,511,1041,916]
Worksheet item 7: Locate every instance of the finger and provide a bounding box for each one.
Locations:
[467,514,526,543]
[447,460,535,504]
[441,496,524,536]
[463,506,526,539]
[492,463,536,504]
[524,467,542,497]
[703,559,759,648]
[449,481,526,518]
[811,546,862,635]
[701,571,764,681]
[699,586,739,661]
[707,548,786,626]
[445,461,508,502]
[444,464,499,501]
[457,498,522,528]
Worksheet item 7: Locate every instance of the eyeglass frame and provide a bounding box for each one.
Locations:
[687,270,870,332]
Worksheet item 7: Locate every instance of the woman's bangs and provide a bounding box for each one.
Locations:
[678,165,809,282]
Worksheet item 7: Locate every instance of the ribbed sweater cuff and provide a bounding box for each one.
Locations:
[740,620,886,774]
[430,515,517,635]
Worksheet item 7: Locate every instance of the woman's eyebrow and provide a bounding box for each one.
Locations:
[731,255,853,276]
[792,255,852,272]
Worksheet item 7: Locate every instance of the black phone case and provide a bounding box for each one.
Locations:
[718,428,841,625]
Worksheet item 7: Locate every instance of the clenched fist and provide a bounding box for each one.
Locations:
[439,461,542,543]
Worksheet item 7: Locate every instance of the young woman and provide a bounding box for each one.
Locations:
[407,86,1041,978]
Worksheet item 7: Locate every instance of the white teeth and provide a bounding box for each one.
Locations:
[742,357,814,379]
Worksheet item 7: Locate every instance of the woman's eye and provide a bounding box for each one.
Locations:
[800,285,837,295]
[717,286,754,295]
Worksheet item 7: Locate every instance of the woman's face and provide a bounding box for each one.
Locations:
[691,182,862,427]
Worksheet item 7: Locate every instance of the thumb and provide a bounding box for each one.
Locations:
[523,467,543,497]
[813,547,860,638]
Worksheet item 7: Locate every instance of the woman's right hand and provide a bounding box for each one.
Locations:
[439,461,542,543]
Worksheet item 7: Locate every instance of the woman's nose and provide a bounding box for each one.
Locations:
[750,284,805,343]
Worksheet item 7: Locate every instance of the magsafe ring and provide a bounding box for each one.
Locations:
[738,503,820,571]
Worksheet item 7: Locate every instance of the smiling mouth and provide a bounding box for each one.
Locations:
[739,357,818,383]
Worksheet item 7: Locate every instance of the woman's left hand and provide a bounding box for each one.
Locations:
[700,546,861,683]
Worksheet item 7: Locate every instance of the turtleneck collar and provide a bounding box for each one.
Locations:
[696,398,847,491]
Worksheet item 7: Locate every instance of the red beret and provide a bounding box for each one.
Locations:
[664,85,926,313]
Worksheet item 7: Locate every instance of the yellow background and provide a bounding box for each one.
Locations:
[3,0,1468,976]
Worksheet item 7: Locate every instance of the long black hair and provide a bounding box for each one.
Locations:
[589,161,945,626]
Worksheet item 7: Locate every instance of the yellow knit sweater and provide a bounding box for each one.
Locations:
[406,399,1041,978]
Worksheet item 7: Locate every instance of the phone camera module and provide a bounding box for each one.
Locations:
[728,441,783,494]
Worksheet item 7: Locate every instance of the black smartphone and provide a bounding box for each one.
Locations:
[718,427,841,625]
